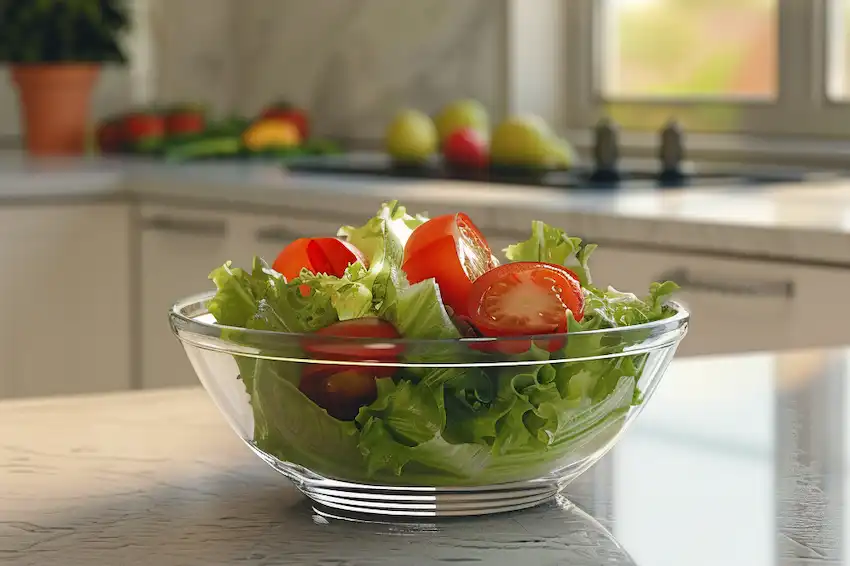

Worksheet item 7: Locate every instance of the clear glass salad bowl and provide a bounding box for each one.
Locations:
[170,292,689,518]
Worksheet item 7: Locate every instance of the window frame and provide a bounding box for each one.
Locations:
[560,0,850,142]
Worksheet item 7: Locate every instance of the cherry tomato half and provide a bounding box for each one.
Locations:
[298,366,378,421]
[467,262,584,353]
[402,213,496,316]
[302,318,403,365]
[272,238,366,282]
[299,318,403,420]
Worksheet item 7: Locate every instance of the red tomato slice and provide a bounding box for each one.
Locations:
[312,238,364,275]
[302,318,402,379]
[468,262,584,337]
[402,213,496,316]
[303,318,403,361]
[272,239,311,281]
[272,238,366,282]
[298,366,378,420]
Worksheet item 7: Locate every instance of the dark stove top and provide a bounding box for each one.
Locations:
[285,152,824,190]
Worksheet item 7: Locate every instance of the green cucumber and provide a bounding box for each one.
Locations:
[164,136,242,162]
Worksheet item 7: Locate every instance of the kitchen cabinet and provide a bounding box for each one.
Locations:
[0,204,131,398]
[139,205,233,389]
[589,247,850,356]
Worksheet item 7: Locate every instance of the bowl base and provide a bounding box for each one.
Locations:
[302,481,560,519]
[251,443,561,518]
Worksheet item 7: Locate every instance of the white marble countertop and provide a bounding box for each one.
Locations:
[3,154,850,265]
[2,347,848,565]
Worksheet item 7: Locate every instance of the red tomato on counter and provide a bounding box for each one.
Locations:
[166,111,206,136]
[443,127,489,169]
[261,105,310,139]
[123,112,165,141]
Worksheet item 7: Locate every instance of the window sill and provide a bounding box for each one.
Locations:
[564,128,850,170]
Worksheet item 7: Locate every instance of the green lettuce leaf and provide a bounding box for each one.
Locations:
[584,280,680,328]
[355,378,489,479]
[250,359,369,481]
[386,279,460,341]
[337,201,427,314]
[208,256,284,327]
[504,220,596,287]
[294,266,374,321]
[338,200,426,273]
[357,418,490,479]
[356,378,445,446]
[383,279,494,399]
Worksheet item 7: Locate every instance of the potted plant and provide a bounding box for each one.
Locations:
[0,1,131,156]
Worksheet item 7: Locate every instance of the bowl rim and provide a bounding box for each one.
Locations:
[169,290,690,347]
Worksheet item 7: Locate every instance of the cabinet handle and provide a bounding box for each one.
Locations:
[659,268,795,299]
[256,226,305,243]
[142,216,227,237]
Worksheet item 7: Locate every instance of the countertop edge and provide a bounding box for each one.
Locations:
[4,164,850,267]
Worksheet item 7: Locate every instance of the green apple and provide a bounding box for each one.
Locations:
[385,110,438,164]
[434,99,489,145]
[490,115,558,168]
[548,138,576,169]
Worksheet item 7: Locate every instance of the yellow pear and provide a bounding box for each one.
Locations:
[385,110,438,164]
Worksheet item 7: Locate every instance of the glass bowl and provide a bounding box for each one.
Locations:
[170,292,688,518]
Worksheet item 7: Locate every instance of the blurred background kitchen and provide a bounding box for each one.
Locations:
[1,0,849,400]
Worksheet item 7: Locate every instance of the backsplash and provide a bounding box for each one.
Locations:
[0,0,505,144]
[229,0,505,140]
[148,0,237,115]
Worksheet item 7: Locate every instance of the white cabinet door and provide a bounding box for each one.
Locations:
[590,247,850,356]
[0,205,131,398]
[140,205,232,389]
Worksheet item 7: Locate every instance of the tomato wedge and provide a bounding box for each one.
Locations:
[402,213,496,316]
[300,318,403,419]
[298,366,378,420]
[272,237,365,282]
[302,318,403,363]
[467,262,584,351]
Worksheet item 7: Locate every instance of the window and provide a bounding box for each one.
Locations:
[600,0,778,99]
[562,0,850,139]
[829,0,850,100]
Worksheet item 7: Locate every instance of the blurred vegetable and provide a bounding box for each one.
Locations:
[242,119,301,151]
[261,102,310,139]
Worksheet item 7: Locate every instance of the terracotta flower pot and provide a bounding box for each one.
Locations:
[11,65,101,156]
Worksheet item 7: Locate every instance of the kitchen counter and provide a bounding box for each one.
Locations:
[2,346,848,565]
[2,154,850,266]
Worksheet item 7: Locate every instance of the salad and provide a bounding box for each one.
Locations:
[206,201,679,485]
